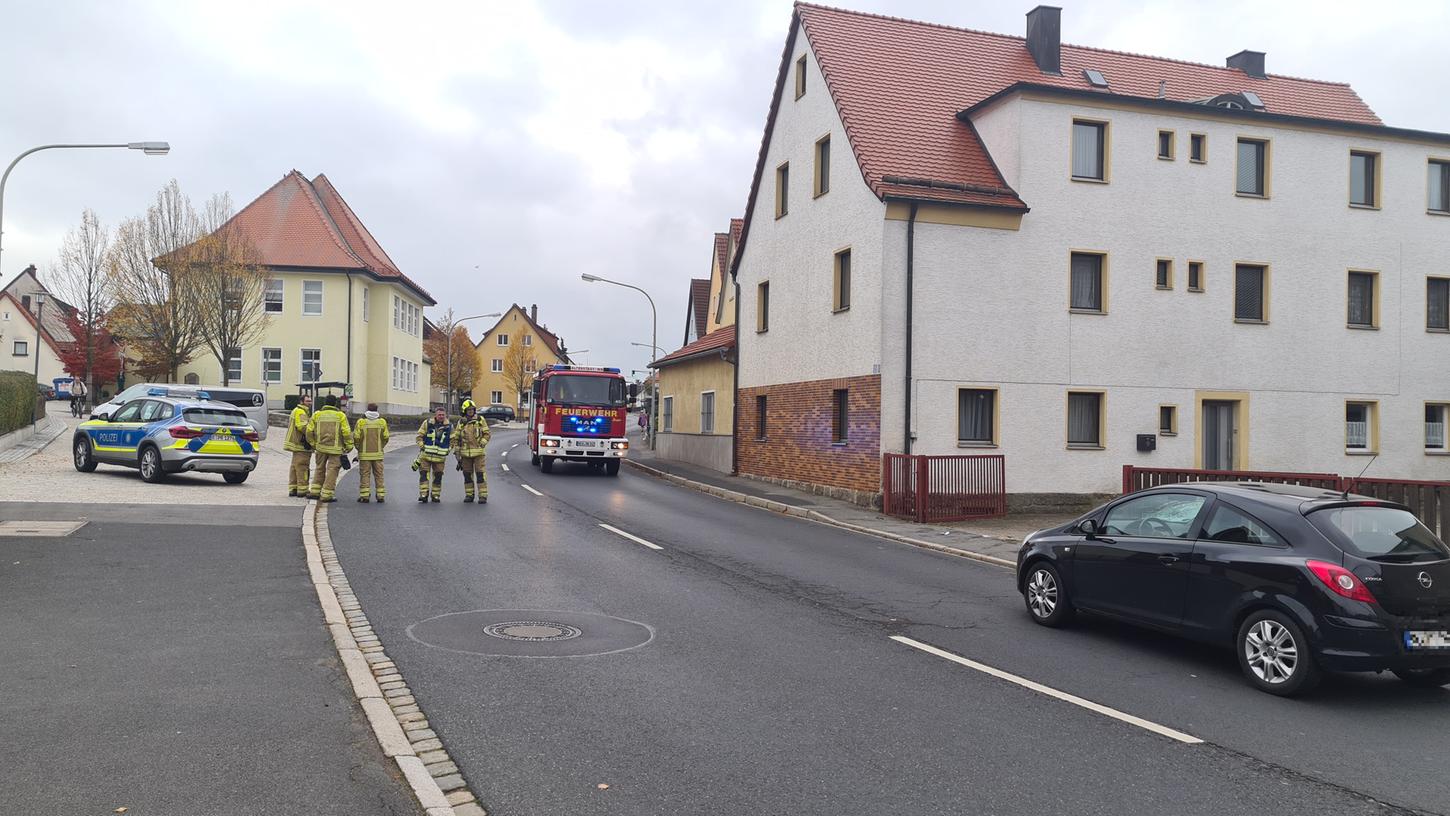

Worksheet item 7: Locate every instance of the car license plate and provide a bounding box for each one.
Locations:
[1404,630,1450,650]
[570,440,596,448]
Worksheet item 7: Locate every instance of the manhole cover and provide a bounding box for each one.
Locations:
[407,609,652,658]
[483,621,582,642]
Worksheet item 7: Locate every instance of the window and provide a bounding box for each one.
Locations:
[775,163,789,217]
[957,389,996,446]
[264,279,284,313]
[491,358,503,373]
[112,402,144,423]
[490,390,503,404]
[393,357,418,392]
[1234,264,1267,322]
[1157,130,1174,160]
[226,348,243,383]
[362,286,369,322]
[393,295,402,329]
[1236,138,1267,196]
[523,334,532,346]
[1190,133,1206,163]
[815,136,831,197]
[1204,504,1284,546]
[1347,271,1378,328]
[409,361,418,392]
[1071,120,1106,181]
[1155,259,1173,290]
[1346,401,1377,452]
[700,391,716,434]
[1067,391,1103,448]
[524,359,535,372]
[662,396,674,432]
[12,340,26,356]
[1069,252,1105,312]
[756,395,767,441]
[520,391,530,406]
[302,280,323,315]
[1430,160,1450,213]
[1187,261,1204,292]
[795,54,807,99]
[833,248,851,311]
[831,388,849,444]
[497,333,509,346]
[1426,404,1448,452]
[757,281,770,332]
[391,357,399,390]
[139,400,170,423]
[1428,278,1450,331]
[262,348,282,383]
[1349,150,1379,208]
[301,349,321,382]
[1102,493,1206,539]
[1159,405,1178,436]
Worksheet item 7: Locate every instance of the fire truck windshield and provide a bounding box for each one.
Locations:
[546,374,627,407]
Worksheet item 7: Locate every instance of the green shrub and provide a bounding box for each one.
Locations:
[0,370,37,436]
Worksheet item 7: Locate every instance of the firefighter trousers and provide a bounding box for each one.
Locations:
[358,460,385,499]
[418,458,445,500]
[308,454,342,501]
[458,455,486,501]
[289,451,311,495]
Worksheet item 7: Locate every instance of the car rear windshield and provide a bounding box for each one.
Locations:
[1310,506,1450,562]
[183,408,250,427]
[546,375,626,407]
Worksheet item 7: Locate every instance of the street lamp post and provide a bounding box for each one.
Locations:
[30,293,45,427]
[581,274,658,449]
[444,312,500,413]
[630,341,665,356]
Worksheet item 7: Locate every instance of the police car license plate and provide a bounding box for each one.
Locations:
[1405,630,1450,650]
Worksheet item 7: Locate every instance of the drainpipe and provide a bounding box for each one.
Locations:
[904,202,918,454]
[345,273,353,408]
[731,276,741,475]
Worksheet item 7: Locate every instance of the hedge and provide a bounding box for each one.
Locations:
[0,370,37,436]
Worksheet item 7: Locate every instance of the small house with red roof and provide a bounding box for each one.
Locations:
[733,4,1450,505]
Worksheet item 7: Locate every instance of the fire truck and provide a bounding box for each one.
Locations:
[528,365,630,475]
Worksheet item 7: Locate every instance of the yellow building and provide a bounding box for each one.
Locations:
[176,171,435,414]
[472,304,570,415]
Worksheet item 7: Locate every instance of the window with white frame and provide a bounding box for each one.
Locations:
[1426,404,1448,452]
[523,334,532,346]
[393,295,402,329]
[490,390,503,404]
[362,286,369,322]
[491,358,502,373]
[497,333,509,346]
[302,281,323,315]
[264,279,284,313]
[262,348,282,383]
[13,340,28,356]
[226,349,243,383]
[700,391,716,434]
[520,391,530,406]
[1346,401,1376,451]
[391,357,400,390]
[662,396,674,432]
[301,348,321,382]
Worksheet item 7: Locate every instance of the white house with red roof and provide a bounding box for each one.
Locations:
[733,4,1450,505]
[176,171,436,414]
[0,265,76,390]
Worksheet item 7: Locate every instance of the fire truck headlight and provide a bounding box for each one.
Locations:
[611,441,628,450]
[542,439,560,448]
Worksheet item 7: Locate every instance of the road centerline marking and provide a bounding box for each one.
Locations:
[502,464,510,472]
[501,450,508,458]
[521,484,543,497]
[599,523,663,551]
[889,635,1202,745]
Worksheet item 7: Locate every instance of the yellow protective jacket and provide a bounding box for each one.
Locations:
[307,407,354,455]
[456,416,490,458]
[284,405,311,452]
[416,418,453,462]
[353,416,390,461]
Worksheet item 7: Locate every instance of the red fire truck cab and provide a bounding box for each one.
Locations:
[528,365,630,475]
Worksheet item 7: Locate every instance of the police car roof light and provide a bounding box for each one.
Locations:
[147,387,168,396]
[196,390,211,401]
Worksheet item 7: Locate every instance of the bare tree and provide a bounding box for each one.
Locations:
[424,308,479,410]
[188,194,266,387]
[108,180,204,382]
[501,335,537,413]
[50,209,113,402]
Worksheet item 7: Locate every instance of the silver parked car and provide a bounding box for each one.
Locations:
[73,390,261,484]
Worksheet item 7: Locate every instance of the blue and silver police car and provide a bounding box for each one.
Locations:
[72,388,260,484]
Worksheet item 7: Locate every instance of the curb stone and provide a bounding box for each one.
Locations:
[622,458,1016,570]
[302,501,488,815]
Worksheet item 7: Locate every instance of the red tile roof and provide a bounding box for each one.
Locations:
[652,325,736,369]
[477,304,570,363]
[688,278,711,341]
[713,221,743,325]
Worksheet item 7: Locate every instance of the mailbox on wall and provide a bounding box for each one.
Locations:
[1137,434,1157,452]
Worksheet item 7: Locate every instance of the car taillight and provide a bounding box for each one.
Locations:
[1306,559,1377,603]
[242,430,259,442]
[169,426,203,439]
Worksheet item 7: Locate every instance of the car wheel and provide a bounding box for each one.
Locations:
[531,454,540,467]
[73,436,98,472]
[1236,610,1321,696]
[605,460,620,476]
[1022,562,1073,627]
[138,446,167,483]
[223,472,249,485]
[1392,668,1450,688]
[540,457,554,473]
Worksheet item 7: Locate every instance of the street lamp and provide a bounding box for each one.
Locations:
[567,349,590,365]
[581,273,658,449]
[0,142,171,273]
[30,292,45,427]
[631,341,665,355]
[444,311,500,412]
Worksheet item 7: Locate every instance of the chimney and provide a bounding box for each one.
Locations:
[1226,50,1266,79]
[1025,6,1062,75]
[530,304,538,323]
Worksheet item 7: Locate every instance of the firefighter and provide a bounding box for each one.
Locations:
[415,406,452,503]
[284,394,314,497]
[354,403,389,503]
[306,395,354,502]
[455,399,490,504]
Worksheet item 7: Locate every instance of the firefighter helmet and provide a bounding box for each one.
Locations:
[461,399,477,414]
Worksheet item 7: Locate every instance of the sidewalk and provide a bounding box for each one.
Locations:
[624,429,1076,566]
[0,404,69,464]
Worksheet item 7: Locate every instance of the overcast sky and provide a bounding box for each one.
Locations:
[2,0,1445,378]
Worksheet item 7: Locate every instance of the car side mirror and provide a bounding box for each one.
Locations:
[1077,518,1099,538]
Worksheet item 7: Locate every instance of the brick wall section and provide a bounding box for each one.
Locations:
[738,374,881,494]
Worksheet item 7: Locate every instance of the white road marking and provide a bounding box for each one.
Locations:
[889,635,1203,745]
[598,523,663,551]
[501,450,508,459]
[511,444,519,450]
[521,484,543,497]
[501,464,510,472]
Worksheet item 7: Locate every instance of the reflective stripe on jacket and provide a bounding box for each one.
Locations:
[354,417,389,461]
[307,408,354,455]
[416,418,452,461]
[284,406,311,452]
[456,417,489,458]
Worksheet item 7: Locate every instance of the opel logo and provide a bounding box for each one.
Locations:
[1419,571,1434,590]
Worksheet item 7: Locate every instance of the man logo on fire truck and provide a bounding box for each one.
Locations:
[528,365,630,476]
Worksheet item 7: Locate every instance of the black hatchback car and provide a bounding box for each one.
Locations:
[1017,482,1450,696]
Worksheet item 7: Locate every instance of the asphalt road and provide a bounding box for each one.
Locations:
[328,430,1448,816]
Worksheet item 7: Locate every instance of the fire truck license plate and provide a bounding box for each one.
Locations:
[570,440,597,448]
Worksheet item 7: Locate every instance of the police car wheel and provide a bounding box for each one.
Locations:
[139,446,166,483]
[73,437,97,472]
[223,472,249,485]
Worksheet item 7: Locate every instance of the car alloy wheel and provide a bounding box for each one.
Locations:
[1236,610,1319,696]
[1022,562,1072,627]
[139,447,166,483]
[73,437,97,472]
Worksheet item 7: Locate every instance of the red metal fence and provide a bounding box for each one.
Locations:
[882,453,1006,523]
[1122,465,1450,539]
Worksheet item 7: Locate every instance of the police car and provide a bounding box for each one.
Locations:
[72,388,260,484]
